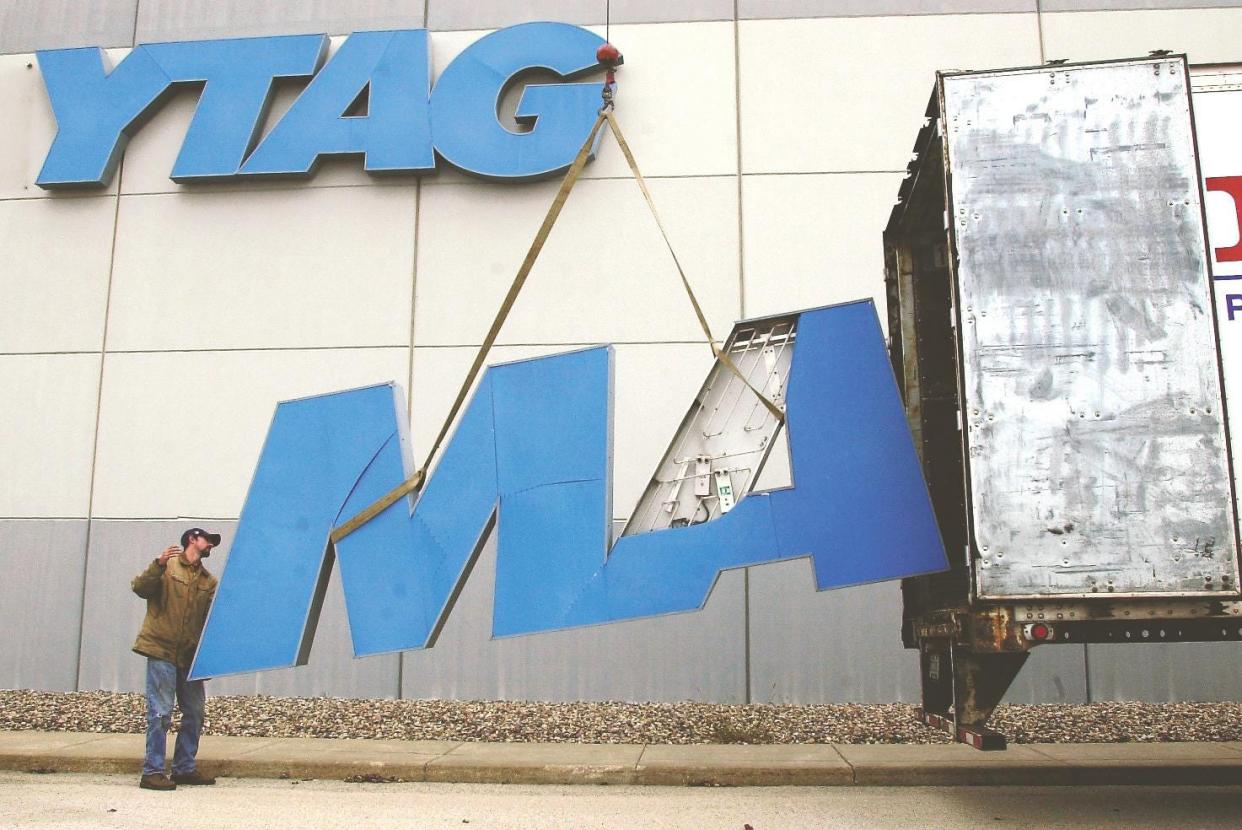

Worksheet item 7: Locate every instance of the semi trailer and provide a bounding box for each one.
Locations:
[885,54,1242,749]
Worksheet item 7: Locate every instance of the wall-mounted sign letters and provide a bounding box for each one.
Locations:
[36,22,606,187]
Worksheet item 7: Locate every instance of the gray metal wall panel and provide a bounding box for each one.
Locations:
[134,0,424,44]
[78,519,234,693]
[1001,645,1089,704]
[1042,1,1242,11]
[400,529,748,703]
[1086,642,1242,702]
[77,519,399,698]
[4,1,1237,57]
[748,559,1090,704]
[427,1,603,31]
[13,520,1241,704]
[738,1,1037,19]
[0,1,137,54]
[609,1,734,24]
[429,0,738,27]
[747,559,920,703]
[0,520,89,692]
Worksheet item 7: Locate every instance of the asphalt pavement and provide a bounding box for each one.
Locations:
[4,772,1242,830]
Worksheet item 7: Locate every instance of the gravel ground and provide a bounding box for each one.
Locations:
[3,691,1241,744]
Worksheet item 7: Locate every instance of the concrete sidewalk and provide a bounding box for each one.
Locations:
[2,731,1241,787]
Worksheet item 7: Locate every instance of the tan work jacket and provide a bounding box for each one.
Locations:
[131,555,218,669]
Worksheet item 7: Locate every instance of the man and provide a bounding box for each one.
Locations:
[131,528,221,790]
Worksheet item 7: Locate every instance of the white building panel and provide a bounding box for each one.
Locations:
[134,0,425,43]
[0,52,71,199]
[105,186,417,351]
[0,353,101,518]
[737,14,1041,174]
[1041,8,1242,64]
[415,175,740,346]
[0,196,116,353]
[742,171,902,327]
[90,347,410,518]
[579,22,738,180]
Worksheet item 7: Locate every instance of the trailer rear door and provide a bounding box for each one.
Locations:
[942,57,1240,599]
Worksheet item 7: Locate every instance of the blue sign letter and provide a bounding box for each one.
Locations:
[37,47,171,187]
[430,22,606,181]
[38,25,610,186]
[37,35,326,187]
[149,36,327,182]
[242,30,433,177]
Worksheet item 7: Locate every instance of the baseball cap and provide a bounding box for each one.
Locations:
[180,528,221,550]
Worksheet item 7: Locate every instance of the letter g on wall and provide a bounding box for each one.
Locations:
[34,22,607,188]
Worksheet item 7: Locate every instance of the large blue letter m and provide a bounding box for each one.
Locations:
[190,302,948,679]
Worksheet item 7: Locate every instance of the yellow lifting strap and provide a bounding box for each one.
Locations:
[331,108,785,544]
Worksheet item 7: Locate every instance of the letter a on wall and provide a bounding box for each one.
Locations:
[190,301,948,679]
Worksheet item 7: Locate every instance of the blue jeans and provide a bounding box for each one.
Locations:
[143,658,205,776]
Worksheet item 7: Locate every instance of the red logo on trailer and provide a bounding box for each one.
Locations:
[1207,176,1242,262]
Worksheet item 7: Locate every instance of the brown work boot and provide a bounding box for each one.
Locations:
[171,770,216,786]
[139,773,176,790]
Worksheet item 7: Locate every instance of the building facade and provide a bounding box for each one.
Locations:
[3,0,1242,703]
